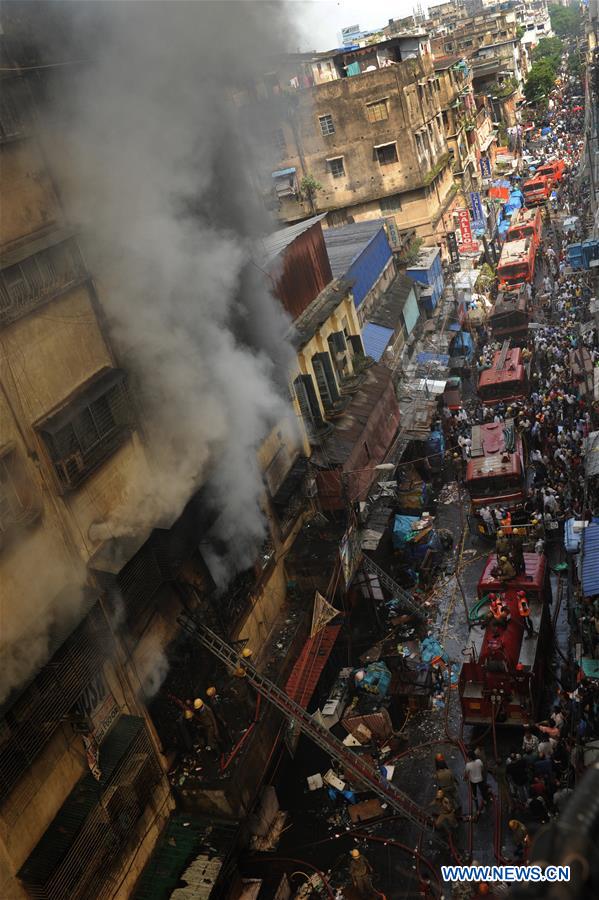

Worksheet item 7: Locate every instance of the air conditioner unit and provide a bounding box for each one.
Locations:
[55,451,85,485]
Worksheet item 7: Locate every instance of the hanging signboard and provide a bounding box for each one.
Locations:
[446,231,461,270]
[470,191,485,228]
[456,208,472,244]
[384,216,401,250]
[339,524,362,586]
[480,156,492,179]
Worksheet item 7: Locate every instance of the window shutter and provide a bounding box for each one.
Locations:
[314,352,341,402]
[348,335,365,356]
[328,331,347,354]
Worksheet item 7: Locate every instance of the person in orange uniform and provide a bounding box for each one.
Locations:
[517,591,534,639]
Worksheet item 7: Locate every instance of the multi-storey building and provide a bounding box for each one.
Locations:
[259,34,458,245]
[0,10,317,898]
[587,0,599,236]
[0,41,174,900]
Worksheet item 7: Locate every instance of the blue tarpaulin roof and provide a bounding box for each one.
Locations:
[581,519,599,596]
[362,322,394,361]
[392,515,420,548]
[272,167,297,178]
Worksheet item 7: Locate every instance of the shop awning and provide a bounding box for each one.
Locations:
[581,520,599,597]
[285,624,341,708]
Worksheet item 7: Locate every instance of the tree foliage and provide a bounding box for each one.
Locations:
[548,4,582,38]
[524,58,557,103]
[531,36,563,68]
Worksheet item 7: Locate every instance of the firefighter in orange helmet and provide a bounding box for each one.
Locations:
[517,591,534,639]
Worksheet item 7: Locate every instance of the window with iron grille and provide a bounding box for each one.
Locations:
[0,603,108,804]
[17,718,162,900]
[40,371,132,490]
[327,156,345,178]
[379,194,402,214]
[318,113,335,136]
[375,143,398,166]
[0,238,86,326]
[366,99,389,123]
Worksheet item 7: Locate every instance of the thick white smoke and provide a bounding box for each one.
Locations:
[41,0,300,579]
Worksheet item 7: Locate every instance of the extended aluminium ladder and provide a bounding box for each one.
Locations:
[495,339,510,371]
[177,615,436,837]
[360,555,425,621]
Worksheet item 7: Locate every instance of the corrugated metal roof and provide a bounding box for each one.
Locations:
[585,431,599,478]
[362,322,394,361]
[324,220,387,278]
[406,246,440,273]
[368,273,419,330]
[257,214,327,268]
[582,520,599,597]
[286,624,341,707]
[312,365,398,466]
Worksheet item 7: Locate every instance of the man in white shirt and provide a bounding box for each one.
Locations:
[464,750,491,809]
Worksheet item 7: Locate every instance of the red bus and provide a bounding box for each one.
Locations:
[465,419,526,510]
[459,553,552,725]
[497,238,536,292]
[489,288,529,346]
[477,345,529,407]
[506,207,542,251]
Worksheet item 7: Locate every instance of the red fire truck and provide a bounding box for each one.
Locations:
[506,207,542,251]
[465,418,526,510]
[497,238,536,292]
[535,159,567,184]
[522,173,552,206]
[489,287,529,346]
[459,553,552,725]
[477,344,529,407]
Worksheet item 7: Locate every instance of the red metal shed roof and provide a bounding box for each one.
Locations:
[285,624,341,708]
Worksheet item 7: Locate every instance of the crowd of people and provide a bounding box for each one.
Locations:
[431,51,599,870]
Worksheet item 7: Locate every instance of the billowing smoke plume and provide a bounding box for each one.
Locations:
[42,0,300,578]
[0,1,307,703]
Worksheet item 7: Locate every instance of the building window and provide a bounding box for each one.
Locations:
[39,369,132,490]
[312,352,340,409]
[293,374,324,430]
[327,156,345,178]
[272,128,287,157]
[0,238,86,326]
[380,194,402,214]
[415,132,425,159]
[318,114,335,136]
[366,99,389,123]
[375,143,398,166]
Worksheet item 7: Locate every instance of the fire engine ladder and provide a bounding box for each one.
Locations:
[177,615,437,837]
[495,339,510,371]
[360,555,425,621]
